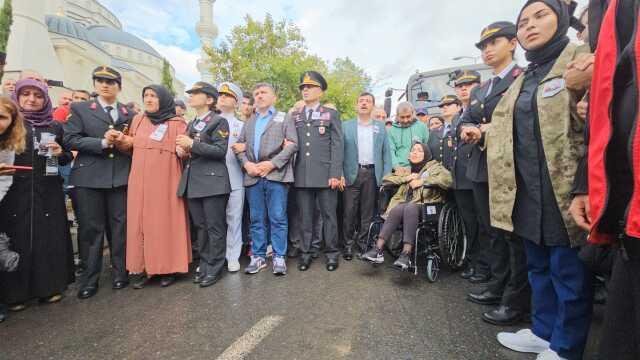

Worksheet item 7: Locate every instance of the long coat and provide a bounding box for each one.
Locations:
[486,43,588,247]
[0,123,74,303]
[126,115,191,275]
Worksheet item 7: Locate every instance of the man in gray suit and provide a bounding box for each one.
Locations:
[63,66,135,299]
[232,83,298,276]
[292,71,344,272]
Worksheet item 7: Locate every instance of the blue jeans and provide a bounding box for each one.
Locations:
[523,239,593,360]
[246,179,288,258]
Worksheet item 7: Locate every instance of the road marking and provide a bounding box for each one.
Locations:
[216,315,284,360]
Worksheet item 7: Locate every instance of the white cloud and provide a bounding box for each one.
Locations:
[142,38,201,92]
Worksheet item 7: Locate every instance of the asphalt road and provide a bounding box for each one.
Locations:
[0,257,603,360]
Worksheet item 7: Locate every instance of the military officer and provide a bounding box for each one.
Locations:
[63,66,135,299]
[460,21,531,325]
[292,71,344,272]
[427,95,457,169]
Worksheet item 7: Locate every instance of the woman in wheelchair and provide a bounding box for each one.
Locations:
[362,142,452,269]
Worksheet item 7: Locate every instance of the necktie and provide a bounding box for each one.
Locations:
[307,109,313,121]
[104,106,115,123]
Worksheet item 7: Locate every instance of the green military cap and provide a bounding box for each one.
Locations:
[92,65,122,86]
[438,95,462,107]
[476,21,517,49]
[299,71,328,91]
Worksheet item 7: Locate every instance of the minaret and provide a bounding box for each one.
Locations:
[3,0,64,80]
[196,0,218,83]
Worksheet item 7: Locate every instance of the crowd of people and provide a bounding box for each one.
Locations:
[0,0,637,359]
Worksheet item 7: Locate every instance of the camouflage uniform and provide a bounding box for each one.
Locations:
[486,43,587,247]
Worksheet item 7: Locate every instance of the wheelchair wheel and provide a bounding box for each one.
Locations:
[426,255,439,283]
[437,203,467,270]
[365,220,383,251]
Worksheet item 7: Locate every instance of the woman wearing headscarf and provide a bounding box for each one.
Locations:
[119,85,190,289]
[0,79,74,313]
[362,142,451,270]
[485,1,592,359]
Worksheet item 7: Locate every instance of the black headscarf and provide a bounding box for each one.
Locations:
[142,85,176,125]
[409,142,432,173]
[517,0,571,65]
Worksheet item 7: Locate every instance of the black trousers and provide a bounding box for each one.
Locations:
[188,195,229,277]
[599,239,640,360]
[379,203,421,245]
[454,189,483,271]
[343,168,377,251]
[289,190,322,253]
[297,188,338,261]
[473,182,530,310]
[75,186,127,288]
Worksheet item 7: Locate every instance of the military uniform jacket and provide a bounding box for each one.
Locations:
[63,100,134,189]
[292,105,344,188]
[486,43,587,247]
[450,115,474,190]
[177,112,231,199]
[462,65,523,183]
[427,125,454,171]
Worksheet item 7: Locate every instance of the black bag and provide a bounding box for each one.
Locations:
[578,243,616,277]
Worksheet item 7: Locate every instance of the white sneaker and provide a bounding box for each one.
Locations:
[536,349,567,360]
[497,329,550,354]
[266,245,273,258]
[227,260,240,272]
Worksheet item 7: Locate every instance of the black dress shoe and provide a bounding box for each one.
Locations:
[326,259,339,271]
[160,275,175,287]
[311,251,320,259]
[482,305,529,326]
[298,257,311,271]
[287,247,301,258]
[467,290,502,305]
[132,274,150,289]
[77,287,98,299]
[460,266,475,279]
[193,273,204,284]
[199,275,220,288]
[112,280,129,290]
[469,273,491,284]
[343,248,353,261]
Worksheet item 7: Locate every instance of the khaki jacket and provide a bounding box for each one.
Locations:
[486,43,588,247]
[383,160,452,216]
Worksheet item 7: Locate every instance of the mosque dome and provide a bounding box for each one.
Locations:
[45,15,105,51]
[87,25,161,58]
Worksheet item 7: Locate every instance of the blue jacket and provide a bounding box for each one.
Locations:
[342,119,392,187]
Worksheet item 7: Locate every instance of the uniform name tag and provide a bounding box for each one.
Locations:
[194,120,206,132]
[542,78,565,98]
[311,111,322,120]
[150,124,168,141]
[273,113,285,123]
[426,206,437,215]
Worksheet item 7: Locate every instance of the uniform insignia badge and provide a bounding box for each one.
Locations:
[218,130,229,138]
[121,106,128,116]
[319,126,326,135]
[542,78,565,98]
[90,102,97,110]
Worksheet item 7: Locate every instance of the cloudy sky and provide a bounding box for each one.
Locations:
[100,0,588,100]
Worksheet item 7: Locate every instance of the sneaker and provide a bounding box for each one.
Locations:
[536,349,567,360]
[227,260,241,273]
[244,256,267,274]
[362,247,384,264]
[393,252,412,270]
[497,329,550,354]
[272,256,287,276]
[266,245,273,258]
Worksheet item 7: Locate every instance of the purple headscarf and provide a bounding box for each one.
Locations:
[11,79,53,127]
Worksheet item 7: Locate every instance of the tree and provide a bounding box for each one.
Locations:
[0,0,11,53]
[161,59,175,96]
[205,15,370,119]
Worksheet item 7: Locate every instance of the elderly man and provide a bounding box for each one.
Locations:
[217,82,245,272]
[233,83,298,275]
[387,102,429,173]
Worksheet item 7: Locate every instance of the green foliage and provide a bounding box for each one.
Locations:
[161,59,175,96]
[0,0,12,53]
[206,15,370,119]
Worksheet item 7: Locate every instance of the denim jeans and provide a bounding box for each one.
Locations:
[246,179,288,258]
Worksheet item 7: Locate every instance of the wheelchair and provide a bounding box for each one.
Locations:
[364,183,468,282]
